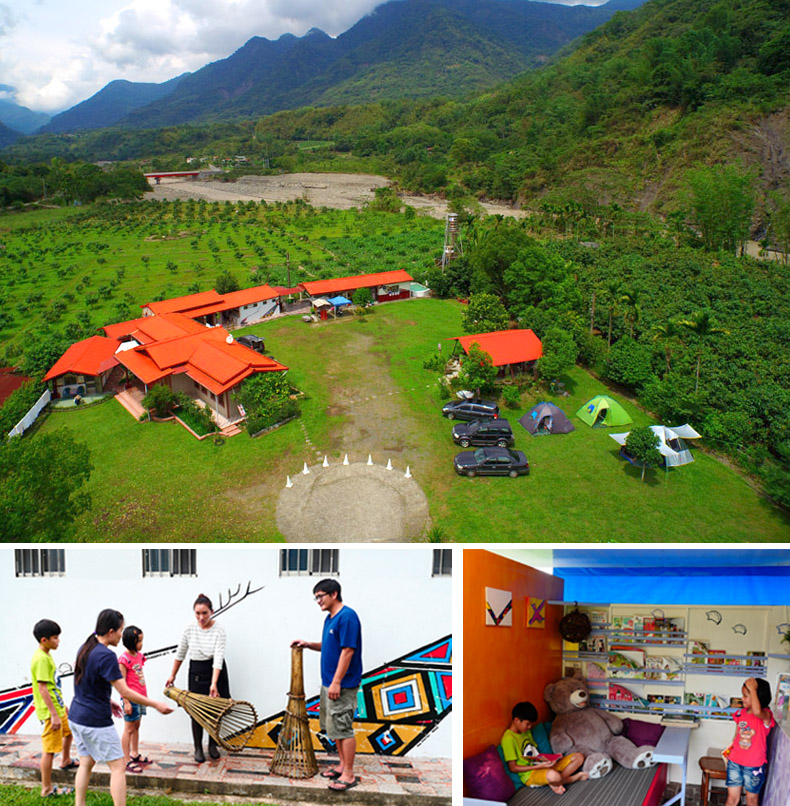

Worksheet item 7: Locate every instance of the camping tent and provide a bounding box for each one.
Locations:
[576,395,632,428]
[610,424,701,467]
[519,402,575,435]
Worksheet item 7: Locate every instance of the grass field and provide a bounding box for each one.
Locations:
[33,298,790,541]
[0,784,275,806]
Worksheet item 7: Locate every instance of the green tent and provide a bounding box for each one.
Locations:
[576,395,632,428]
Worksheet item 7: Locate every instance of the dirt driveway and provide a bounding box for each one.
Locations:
[150,172,525,220]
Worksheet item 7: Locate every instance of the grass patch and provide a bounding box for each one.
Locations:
[33,298,790,541]
[0,783,276,806]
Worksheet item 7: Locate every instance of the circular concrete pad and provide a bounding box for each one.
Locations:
[276,462,430,541]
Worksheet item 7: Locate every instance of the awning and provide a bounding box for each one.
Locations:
[328,295,352,307]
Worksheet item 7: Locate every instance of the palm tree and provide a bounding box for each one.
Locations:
[652,319,684,376]
[604,279,622,346]
[678,310,729,392]
[621,288,641,338]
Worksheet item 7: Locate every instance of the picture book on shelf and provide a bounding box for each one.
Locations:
[588,610,608,626]
[609,650,646,678]
[747,651,766,669]
[684,692,705,706]
[690,641,708,663]
[774,674,790,722]
[708,649,726,668]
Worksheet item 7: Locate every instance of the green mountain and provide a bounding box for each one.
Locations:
[47,0,641,132]
[0,95,49,135]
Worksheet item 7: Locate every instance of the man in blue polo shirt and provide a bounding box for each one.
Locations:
[293,578,362,792]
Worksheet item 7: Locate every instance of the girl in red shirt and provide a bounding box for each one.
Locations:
[723,677,775,806]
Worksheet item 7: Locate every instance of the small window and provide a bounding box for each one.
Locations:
[280,548,339,577]
[15,549,66,577]
[432,549,452,577]
[142,548,197,577]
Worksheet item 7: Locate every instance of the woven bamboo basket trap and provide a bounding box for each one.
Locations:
[164,686,257,752]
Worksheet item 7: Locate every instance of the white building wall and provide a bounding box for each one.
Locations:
[235,298,279,327]
[0,547,452,757]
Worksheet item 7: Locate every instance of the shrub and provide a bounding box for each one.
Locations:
[142,384,179,417]
[352,287,373,306]
[422,352,446,372]
[501,385,521,409]
[604,337,657,391]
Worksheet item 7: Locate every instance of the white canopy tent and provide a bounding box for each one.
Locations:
[610,423,701,467]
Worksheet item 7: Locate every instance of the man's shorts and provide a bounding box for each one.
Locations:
[41,713,72,754]
[70,721,123,763]
[726,760,766,794]
[122,701,147,722]
[525,754,577,787]
[319,685,359,741]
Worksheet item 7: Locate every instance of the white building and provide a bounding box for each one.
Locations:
[1,546,452,758]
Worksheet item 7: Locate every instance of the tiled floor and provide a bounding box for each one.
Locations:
[0,734,450,805]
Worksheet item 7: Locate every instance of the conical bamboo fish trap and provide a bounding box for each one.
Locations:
[269,646,318,778]
[164,687,257,751]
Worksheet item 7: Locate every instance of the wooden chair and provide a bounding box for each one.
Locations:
[699,756,727,805]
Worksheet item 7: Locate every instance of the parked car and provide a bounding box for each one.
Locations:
[453,447,530,478]
[441,398,499,421]
[452,418,514,448]
[236,334,266,353]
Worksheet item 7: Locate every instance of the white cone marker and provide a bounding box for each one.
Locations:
[405,466,412,479]
[323,455,329,467]
[302,462,310,475]
[367,454,373,466]
[343,454,349,466]
[386,458,393,471]
[286,475,293,488]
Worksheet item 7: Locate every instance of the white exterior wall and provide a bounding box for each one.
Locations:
[234,298,279,327]
[0,547,452,757]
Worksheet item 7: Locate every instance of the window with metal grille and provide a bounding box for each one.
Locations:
[14,549,66,577]
[432,548,452,577]
[280,548,339,577]
[142,548,197,577]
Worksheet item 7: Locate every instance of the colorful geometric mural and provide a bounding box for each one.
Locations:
[249,635,452,756]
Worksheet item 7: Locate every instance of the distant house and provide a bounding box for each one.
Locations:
[300,270,414,303]
[0,367,32,406]
[141,285,280,328]
[449,329,543,377]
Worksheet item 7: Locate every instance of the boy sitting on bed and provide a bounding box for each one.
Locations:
[500,701,588,795]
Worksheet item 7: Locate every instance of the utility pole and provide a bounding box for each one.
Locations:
[286,251,291,288]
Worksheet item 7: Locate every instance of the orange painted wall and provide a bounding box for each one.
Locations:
[463,549,565,759]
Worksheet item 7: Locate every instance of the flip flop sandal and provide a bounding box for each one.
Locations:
[321,769,342,779]
[131,755,152,765]
[59,761,79,770]
[327,779,359,792]
[43,786,74,797]
[126,761,145,774]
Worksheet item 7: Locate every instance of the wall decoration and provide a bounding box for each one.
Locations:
[485,587,513,627]
[0,580,264,736]
[732,623,748,635]
[705,610,722,625]
[250,635,452,756]
[526,598,546,629]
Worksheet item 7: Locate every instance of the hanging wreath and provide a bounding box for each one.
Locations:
[559,608,592,643]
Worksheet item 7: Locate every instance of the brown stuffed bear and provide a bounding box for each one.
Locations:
[544,672,656,779]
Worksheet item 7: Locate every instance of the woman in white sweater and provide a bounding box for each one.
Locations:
[165,594,229,763]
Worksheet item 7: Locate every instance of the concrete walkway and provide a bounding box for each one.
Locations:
[0,733,450,806]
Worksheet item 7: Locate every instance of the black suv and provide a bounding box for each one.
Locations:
[454,447,530,478]
[441,398,499,421]
[452,419,514,448]
[236,334,266,353]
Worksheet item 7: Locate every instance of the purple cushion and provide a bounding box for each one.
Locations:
[622,718,665,746]
[463,745,516,802]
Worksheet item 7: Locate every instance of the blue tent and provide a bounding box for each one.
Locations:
[328,295,352,307]
[548,549,790,606]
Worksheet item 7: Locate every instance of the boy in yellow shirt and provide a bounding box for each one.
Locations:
[500,701,587,794]
[31,619,76,797]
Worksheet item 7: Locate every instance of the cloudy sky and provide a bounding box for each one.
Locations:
[0,0,607,115]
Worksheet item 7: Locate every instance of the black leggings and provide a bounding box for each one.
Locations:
[188,659,230,749]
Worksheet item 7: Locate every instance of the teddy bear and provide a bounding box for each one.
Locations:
[544,671,656,779]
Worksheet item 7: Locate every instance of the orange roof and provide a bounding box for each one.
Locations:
[103,312,206,343]
[44,336,120,381]
[115,349,171,386]
[143,290,224,316]
[219,285,279,308]
[300,270,413,297]
[451,329,543,367]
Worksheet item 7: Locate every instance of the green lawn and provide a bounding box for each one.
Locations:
[34,298,790,541]
[0,784,275,806]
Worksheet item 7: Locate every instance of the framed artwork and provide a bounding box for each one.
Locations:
[485,587,513,626]
[526,597,546,629]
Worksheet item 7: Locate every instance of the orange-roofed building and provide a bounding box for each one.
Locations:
[141,285,281,328]
[300,270,414,302]
[450,329,543,377]
[42,335,122,398]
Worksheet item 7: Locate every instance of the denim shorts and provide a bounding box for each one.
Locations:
[122,701,147,722]
[726,760,766,794]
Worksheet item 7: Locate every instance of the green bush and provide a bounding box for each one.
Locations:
[246,398,300,435]
[501,385,522,409]
[422,352,446,372]
[142,384,179,417]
